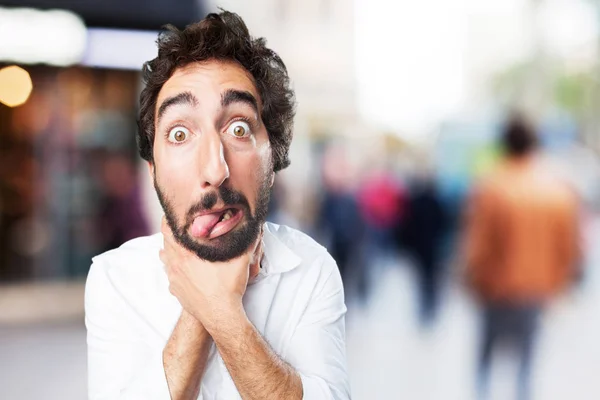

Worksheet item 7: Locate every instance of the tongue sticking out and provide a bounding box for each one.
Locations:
[191,212,223,238]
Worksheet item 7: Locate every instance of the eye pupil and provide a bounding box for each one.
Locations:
[234,126,245,137]
[175,130,186,141]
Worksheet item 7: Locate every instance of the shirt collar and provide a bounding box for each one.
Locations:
[260,222,302,275]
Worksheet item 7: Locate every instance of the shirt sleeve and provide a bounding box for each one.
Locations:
[286,254,351,400]
[85,259,174,400]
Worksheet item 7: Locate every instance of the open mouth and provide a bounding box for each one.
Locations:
[190,207,243,240]
[217,209,236,223]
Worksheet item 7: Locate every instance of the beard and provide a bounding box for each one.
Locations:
[154,171,271,262]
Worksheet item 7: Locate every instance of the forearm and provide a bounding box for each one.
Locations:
[163,310,212,400]
[210,310,302,400]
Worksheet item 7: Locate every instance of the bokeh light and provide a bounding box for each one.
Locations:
[0,65,33,107]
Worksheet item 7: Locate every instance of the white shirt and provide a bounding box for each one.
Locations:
[85,222,350,400]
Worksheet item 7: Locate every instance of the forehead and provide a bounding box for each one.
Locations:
[156,60,261,110]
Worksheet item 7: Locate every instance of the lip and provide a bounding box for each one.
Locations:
[194,205,242,218]
[207,208,244,239]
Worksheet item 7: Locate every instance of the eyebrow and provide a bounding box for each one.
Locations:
[221,89,259,116]
[156,91,199,125]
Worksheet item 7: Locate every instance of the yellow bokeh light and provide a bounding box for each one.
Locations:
[0,65,33,107]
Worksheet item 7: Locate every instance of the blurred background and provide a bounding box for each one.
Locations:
[2,0,600,399]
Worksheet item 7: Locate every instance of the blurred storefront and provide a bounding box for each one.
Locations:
[0,0,205,281]
[0,66,145,280]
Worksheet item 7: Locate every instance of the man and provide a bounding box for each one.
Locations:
[317,144,364,298]
[400,174,446,327]
[85,11,350,400]
[464,114,580,400]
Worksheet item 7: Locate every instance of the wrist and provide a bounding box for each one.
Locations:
[179,308,208,335]
[204,303,249,341]
[165,310,211,360]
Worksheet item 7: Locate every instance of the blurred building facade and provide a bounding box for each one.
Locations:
[0,1,208,281]
[202,0,367,230]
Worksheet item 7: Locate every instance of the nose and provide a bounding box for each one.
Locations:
[198,132,230,189]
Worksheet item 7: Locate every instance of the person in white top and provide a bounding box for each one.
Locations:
[85,10,350,400]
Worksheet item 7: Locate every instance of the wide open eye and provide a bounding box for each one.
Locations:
[227,120,251,138]
[167,126,191,143]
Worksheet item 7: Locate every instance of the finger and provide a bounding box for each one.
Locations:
[160,250,179,278]
[159,250,172,278]
[168,283,178,297]
[249,237,264,270]
[161,243,182,276]
[161,216,179,252]
[161,216,172,241]
[254,237,263,259]
[159,249,169,266]
[251,227,264,254]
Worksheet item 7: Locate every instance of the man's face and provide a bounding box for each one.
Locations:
[151,60,274,262]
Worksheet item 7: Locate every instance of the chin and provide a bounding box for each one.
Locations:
[177,217,260,263]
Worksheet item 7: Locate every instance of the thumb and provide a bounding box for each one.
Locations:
[248,231,264,278]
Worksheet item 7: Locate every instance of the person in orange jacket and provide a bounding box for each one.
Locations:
[463,114,581,400]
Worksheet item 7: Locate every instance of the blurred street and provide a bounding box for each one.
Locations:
[2,215,600,400]
[0,321,87,400]
[347,213,600,400]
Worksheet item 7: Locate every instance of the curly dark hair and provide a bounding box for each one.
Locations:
[137,10,296,172]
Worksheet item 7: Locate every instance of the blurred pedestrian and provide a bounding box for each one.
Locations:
[399,175,446,327]
[356,167,406,302]
[317,144,365,300]
[463,114,581,400]
[358,168,406,258]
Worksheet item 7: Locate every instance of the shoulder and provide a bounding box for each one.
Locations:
[263,223,345,325]
[266,222,337,269]
[470,166,510,203]
[267,222,327,252]
[86,233,165,304]
[264,222,340,291]
[90,233,163,275]
[92,233,163,266]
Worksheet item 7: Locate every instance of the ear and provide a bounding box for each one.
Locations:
[269,171,275,188]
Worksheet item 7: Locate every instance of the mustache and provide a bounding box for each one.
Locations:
[185,185,250,223]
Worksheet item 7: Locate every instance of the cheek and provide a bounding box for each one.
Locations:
[227,144,272,203]
[258,141,273,173]
[154,148,197,209]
